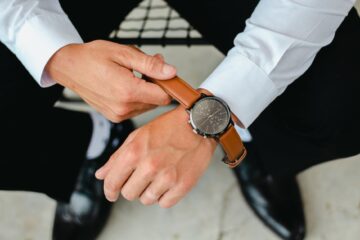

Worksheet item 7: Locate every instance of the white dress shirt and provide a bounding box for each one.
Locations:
[0,0,356,128]
[0,0,83,86]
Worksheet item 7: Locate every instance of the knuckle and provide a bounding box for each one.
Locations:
[114,47,132,66]
[144,166,157,178]
[144,159,160,177]
[88,39,102,46]
[117,46,130,58]
[95,39,106,44]
[114,105,129,117]
[178,179,194,194]
[163,170,177,186]
[145,55,162,72]
[161,95,172,105]
[123,145,140,165]
[88,39,108,49]
[109,114,122,123]
[125,155,137,166]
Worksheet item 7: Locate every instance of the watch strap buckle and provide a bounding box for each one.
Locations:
[222,147,247,168]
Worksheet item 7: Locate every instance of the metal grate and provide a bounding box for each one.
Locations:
[109,0,207,46]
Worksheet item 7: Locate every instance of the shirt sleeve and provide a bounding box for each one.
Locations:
[200,0,356,128]
[0,0,83,87]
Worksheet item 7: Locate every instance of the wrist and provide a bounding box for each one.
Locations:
[197,88,244,128]
[173,105,217,147]
[45,43,82,85]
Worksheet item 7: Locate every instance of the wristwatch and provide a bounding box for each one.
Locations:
[143,75,247,168]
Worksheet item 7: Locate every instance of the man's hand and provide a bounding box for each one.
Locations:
[45,40,176,122]
[95,106,217,208]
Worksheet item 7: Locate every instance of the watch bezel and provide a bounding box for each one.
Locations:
[189,95,232,138]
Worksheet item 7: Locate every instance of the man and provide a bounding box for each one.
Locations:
[1,0,359,240]
[96,1,360,239]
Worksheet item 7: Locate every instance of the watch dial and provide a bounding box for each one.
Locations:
[190,97,231,136]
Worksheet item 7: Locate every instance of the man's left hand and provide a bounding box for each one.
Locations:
[95,106,217,208]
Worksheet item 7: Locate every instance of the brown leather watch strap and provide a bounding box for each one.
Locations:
[129,45,201,109]
[144,75,201,109]
[219,125,247,168]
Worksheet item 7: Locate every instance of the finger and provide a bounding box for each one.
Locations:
[126,102,157,113]
[82,93,112,117]
[82,95,123,123]
[84,84,156,122]
[154,53,164,62]
[129,46,164,63]
[133,79,172,106]
[109,63,172,106]
[120,166,154,201]
[102,141,142,202]
[104,105,157,125]
[104,168,134,202]
[95,151,119,180]
[158,184,190,208]
[123,106,157,119]
[110,102,158,122]
[140,171,177,205]
[96,130,140,179]
[112,46,177,79]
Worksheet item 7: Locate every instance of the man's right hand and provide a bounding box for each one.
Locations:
[45,40,176,122]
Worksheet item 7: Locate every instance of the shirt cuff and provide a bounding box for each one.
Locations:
[14,13,83,87]
[200,50,279,128]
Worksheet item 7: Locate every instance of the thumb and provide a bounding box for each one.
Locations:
[113,46,177,79]
[146,53,177,79]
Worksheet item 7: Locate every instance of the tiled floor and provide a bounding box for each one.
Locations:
[0,1,360,239]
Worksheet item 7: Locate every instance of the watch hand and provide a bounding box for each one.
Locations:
[199,108,222,129]
[199,116,211,128]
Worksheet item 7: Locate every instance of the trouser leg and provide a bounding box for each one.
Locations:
[167,0,360,176]
[0,0,141,201]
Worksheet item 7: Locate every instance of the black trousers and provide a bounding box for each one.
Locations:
[0,0,140,202]
[0,0,359,202]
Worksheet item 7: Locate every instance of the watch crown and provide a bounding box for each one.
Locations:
[203,135,207,139]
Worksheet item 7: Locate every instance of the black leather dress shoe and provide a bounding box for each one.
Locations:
[233,142,305,240]
[53,119,135,240]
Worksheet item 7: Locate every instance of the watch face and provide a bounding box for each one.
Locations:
[190,96,231,136]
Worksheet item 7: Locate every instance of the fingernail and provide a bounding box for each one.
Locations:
[162,64,175,75]
[106,190,119,202]
[109,192,119,202]
[146,191,157,201]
